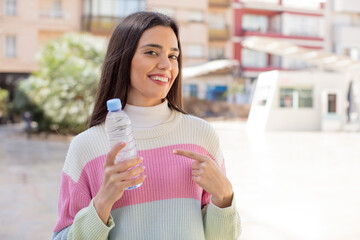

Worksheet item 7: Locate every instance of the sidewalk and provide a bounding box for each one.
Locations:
[1,122,360,239]
[0,124,70,240]
[213,121,360,240]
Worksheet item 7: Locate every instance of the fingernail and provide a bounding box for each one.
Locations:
[173,150,178,154]
[140,157,143,162]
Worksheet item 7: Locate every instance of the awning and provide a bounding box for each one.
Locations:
[182,59,239,79]
[242,36,360,73]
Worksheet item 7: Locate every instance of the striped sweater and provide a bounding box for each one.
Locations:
[52,105,241,239]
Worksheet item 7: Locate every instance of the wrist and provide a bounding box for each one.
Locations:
[94,195,113,225]
[212,188,234,208]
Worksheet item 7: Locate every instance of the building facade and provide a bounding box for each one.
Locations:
[233,0,326,103]
[330,0,360,122]
[0,0,83,92]
[5,1,358,109]
[331,0,360,61]
[0,0,234,104]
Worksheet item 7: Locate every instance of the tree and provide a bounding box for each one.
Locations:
[0,88,9,124]
[15,33,106,134]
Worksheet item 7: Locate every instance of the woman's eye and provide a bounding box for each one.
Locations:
[145,51,158,56]
[169,55,179,60]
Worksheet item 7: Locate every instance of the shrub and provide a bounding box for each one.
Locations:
[0,88,9,124]
[14,33,106,134]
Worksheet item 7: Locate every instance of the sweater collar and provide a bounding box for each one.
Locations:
[123,99,172,129]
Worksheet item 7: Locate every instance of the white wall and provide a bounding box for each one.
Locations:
[247,70,348,131]
[247,71,279,131]
[334,0,360,13]
[334,26,360,47]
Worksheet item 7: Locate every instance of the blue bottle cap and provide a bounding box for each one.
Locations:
[107,98,122,111]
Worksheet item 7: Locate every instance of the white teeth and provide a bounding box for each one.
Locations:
[150,76,168,82]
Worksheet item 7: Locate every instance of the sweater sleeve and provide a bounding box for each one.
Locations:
[52,130,115,239]
[52,199,115,239]
[201,123,241,240]
[202,195,241,240]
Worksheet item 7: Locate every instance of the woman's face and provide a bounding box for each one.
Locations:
[127,26,180,107]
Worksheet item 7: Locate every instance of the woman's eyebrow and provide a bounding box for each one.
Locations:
[140,44,179,52]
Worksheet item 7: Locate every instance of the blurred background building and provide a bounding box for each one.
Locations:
[233,0,326,104]
[1,0,359,126]
[0,0,83,98]
[0,0,233,103]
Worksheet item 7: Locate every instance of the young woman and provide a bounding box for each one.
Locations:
[52,11,241,239]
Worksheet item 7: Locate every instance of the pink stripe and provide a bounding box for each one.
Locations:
[54,144,221,231]
[54,172,92,232]
[113,144,213,209]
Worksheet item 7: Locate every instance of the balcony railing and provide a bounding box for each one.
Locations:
[209,0,231,7]
[240,30,324,41]
[82,16,123,35]
[39,10,64,18]
[209,26,230,41]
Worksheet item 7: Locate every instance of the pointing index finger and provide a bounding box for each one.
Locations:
[173,149,209,162]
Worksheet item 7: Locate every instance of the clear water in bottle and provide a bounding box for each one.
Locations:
[105,98,142,190]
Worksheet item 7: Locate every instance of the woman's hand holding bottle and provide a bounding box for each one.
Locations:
[94,142,146,225]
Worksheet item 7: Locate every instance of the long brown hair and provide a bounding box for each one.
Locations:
[89,11,185,128]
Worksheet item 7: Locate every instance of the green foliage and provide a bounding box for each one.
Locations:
[225,81,245,97]
[0,88,9,122]
[14,33,106,134]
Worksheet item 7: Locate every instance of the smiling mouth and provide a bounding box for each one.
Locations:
[149,76,169,83]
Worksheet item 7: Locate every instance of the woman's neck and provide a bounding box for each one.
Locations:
[123,99,172,128]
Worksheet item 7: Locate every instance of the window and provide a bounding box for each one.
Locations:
[52,0,63,17]
[83,0,146,32]
[279,88,313,108]
[283,14,323,37]
[328,94,336,113]
[270,55,282,68]
[270,14,281,33]
[241,49,267,68]
[242,14,268,33]
[280,88,294,107]
[5,36,16,58]
[185,44,204,58]
[39,0,63,18]
[5,0,17,16]
[188,10,203,22]
[298,89,313,107]
[209,47,225,60]
[86,0,146,17]
[208,13,226,30]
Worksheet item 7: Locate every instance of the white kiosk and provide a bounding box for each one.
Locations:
[247,70,348,131]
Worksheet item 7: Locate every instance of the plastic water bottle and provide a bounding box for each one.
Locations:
[105,98,142,190]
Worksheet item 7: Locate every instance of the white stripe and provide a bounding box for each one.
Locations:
[109,198,205,240]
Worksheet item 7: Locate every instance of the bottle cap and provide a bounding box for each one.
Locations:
[107,98,122,111]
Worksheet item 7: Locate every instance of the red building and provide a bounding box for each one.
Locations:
[233,0,326,81]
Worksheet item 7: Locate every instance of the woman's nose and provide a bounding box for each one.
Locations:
[157,55,172,70]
